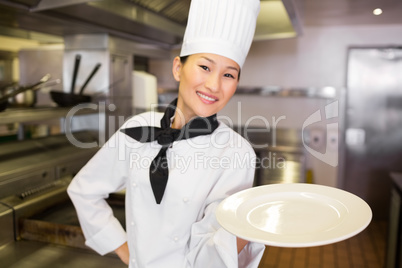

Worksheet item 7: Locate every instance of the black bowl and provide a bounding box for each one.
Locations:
[50,91,91,107]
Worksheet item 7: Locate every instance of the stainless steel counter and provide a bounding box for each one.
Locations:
[0,128,126,267]
[0,106,99,125]
[0,240,126,268]
[0,179,126,268]
[0,131,99,199]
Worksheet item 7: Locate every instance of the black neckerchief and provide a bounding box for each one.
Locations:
[120,98,219,204]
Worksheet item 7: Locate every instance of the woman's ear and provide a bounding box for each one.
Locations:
[172,56,182,82]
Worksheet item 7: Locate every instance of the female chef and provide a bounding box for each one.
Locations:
[67,0,265,267]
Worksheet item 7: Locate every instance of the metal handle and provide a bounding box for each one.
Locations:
[70,54,81,94]
[79,63,101,95]
[0,74,51,102]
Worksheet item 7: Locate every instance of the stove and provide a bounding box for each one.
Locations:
[0,131,126,268]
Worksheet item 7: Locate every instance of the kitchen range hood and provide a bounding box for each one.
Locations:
[0,0,302,49]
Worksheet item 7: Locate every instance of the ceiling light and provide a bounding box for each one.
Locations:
[373,8,383,15]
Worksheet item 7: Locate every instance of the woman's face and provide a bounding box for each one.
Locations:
[172,53,240,126]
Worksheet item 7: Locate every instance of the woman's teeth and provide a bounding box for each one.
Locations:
[197,92,216,102]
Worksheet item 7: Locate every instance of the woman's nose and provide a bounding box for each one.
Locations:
[205,73,220,92]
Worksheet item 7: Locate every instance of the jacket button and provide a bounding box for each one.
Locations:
[183,197,189,203]
[174,236,179,242]
[132,182,137,187]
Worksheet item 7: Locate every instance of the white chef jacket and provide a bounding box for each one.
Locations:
[68,111,265,268]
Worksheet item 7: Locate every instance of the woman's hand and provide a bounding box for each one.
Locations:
[115,242,130,265]
[237,237,249,253]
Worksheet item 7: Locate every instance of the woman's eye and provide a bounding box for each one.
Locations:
[199,65,209,71]
[224,73,235,79]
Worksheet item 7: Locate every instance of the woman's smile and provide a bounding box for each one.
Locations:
[196,91,219,104]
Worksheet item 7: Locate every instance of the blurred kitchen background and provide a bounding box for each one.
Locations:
[1,0,402,267]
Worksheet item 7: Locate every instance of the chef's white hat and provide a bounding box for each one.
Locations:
[180,0,260,68]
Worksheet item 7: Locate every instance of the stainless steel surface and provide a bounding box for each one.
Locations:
[0,106,100,124]
[0,203,14,246]
[0,180,71,238]
[231,86,339,99]
[0,79,122,266]
[0,179,126,267]
[0,131,98,198]
[342,47,402,219]
[237,127,306,185]
[256,149,305,185]
[0,0,302,48]
[0,0,181,47]
[0,51,15,89]
[30,0,102,12]
[0,240,127,268]
[0,130,127,266]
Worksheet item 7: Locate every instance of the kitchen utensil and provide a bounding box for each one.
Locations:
[71,54,81,94]
[0,74,51,112]
[216,183,372,248]
[9,79,61,108]
[50,56,101,107]
[79,63,101,95]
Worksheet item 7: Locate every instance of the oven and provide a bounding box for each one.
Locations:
[0,131,126,267]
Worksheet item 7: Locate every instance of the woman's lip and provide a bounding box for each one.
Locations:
[196,91,219,103]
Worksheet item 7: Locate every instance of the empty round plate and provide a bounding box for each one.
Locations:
[216,183,372,247]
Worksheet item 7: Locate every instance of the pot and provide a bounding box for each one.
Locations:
[0,74,51,112]
[50,55,101,107]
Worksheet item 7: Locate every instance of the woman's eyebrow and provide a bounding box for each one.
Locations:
[228,66,240,73]
[200,56,239,73]
[201,56,215,64]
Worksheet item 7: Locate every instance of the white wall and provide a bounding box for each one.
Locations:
[240,24,402,88]
[151,24,402,89]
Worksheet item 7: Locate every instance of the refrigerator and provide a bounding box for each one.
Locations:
[341,47,402,220]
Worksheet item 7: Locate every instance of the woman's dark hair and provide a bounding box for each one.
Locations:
[179,55,241,80]
[180,56,189,64]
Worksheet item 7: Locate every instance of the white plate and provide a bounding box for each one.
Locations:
[216,183,372,247]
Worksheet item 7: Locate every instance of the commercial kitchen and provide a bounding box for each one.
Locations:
[0,0,402,267]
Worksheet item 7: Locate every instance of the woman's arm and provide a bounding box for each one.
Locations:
[115,242,130,265]
[67,131,128,255]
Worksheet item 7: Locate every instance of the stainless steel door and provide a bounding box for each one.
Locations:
[343,47,402,219]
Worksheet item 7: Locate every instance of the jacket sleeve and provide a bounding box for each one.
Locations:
[67,131,129,255]
[185,149,265,268]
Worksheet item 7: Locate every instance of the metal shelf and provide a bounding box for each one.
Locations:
[0,105,98,125]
